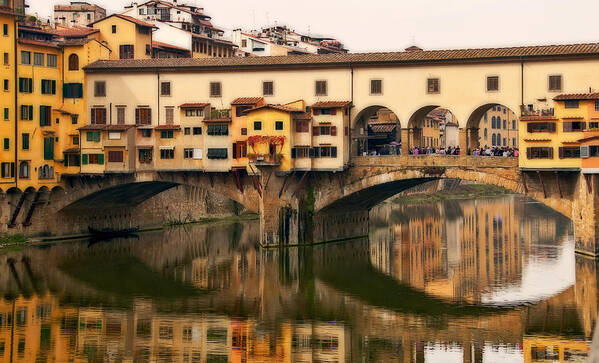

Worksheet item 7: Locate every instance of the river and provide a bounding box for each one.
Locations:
[0,194,595,362]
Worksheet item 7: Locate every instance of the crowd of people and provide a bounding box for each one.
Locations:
[406,145,519,157]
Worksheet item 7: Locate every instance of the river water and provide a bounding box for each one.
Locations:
[0,194,596,362]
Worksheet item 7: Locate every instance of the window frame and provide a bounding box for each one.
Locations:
[486,76,499,92]
[160,81,171,96]
[548,75,562,92]
[263,81,274,96]
[209,82,222,97]
[370,79,382,95]
[315,80,328,96]
[427,78,440,94]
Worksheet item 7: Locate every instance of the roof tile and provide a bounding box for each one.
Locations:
[231,97,264,105]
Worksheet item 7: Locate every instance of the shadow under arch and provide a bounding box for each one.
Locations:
[351,105,403,157]
[466,103,520,150]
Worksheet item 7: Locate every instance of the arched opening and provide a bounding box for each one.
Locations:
[466,103,519,155]
[407,106,458,154]
[18,161,29,179]
[352,105,401,156]
[68,53,79,71]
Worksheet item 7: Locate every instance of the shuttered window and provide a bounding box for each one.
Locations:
[63,83,83,98]
[210,82,222,97]
[135,107,152,125]
[41,80,56,95]
[263,81,274,96]
[295,120,309,132]
[117,107,126,124]
[370,79,382,94]
[43,137,54,160]
[160,81,171,96]
[39,106,51,126]
[91,107,107,124]
[562,122,585,132]
[548,75,562,91]
[315,80,327,96]
[20,105,33,121]
[165,107,174,124]
[108,151,124,162]
[68,54,79,70]
[18,78,32,93]
[86,131,101,142]
[21,133,29,150]
[119,45,134,59]
[207,148,228,159]
[526,147,553,159]
[527,122,556,133]
[487,76,499,91]
[558,147,580,159]
[207,124,228,135]
[427,78,440,93]
[94,81,106,97]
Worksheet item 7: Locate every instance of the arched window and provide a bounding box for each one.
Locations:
[484,128,488,139]
[68,54,79,71]
[492,134,496,146]
[19,161,29,179]
[491,116,496,129]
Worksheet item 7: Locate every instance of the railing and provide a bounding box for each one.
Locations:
[248,153,282,165]
[352,155,518,169]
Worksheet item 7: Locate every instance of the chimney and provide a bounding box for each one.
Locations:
[405,45,423,52]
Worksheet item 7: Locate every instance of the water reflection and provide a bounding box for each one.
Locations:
[0,195,596,362]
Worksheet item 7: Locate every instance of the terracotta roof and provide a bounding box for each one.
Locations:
[63,148,80,153]
[18,38,60,49]
[312,101,351,108]
[578,135,599,143]
[370,124,396,133]
[85,42,599,72]
[154,124,181,130]
[53,26,99,38]
[152,41,189,53]
[519,115,558,121]
[0,7,17,16]
[54,3,104,11]
[231,97,264,105]
[179,102,209,108]
[554,93,599,101]
[247,104,304,114]
[18,24,56,35]
[89,14,158,29]
[79,124,106,130]
[523,138,552,142]
[293,112,312,121]
[203,118,232,123]
[105,124,136,131]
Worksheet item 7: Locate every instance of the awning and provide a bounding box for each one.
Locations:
[136,145,153,149]
[159,146,174,150]
[180,103,209,109]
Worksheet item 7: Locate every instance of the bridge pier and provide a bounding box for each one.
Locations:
[572,174,599,257]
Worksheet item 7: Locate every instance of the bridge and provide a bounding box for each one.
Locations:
[2,154,598,256]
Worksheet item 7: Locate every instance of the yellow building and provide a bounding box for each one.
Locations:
[90,14,155,60]
[0,2,16,191]
[231,97,264,171]
[519,94,591,171]
[479,105,519,148]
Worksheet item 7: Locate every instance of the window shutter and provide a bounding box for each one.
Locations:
[313,108,320,116]
[232,143,237,159]
[98,153,104,165]
[548,147,554,158]
[526,148,531,159]
[313,126,320,136]
[330,108,337,115]
[82,154,88,164]
[563,123,572,132]
[28,106,33,120]
[331,126,337,136]
[63,84,70,98]
[135,108,140,124]
[309,148,315,158]
[581,145,590,158]
[40,106,44,126]
[91,109,96,124]
[75,83,83,98]
[28,78,32,92]
[147,108,152,124]
[582,122,587,131]
[18,78,23,92]
[291,148,296,159]
[313,147,320,158]
[527,123,532,133]
[331,146,337,158]
[549,123,556,132]
[52,80,56,94]
[559,147,564,159]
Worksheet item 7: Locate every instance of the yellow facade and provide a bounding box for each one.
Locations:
[91,14,154,60]
[0,6,16,191]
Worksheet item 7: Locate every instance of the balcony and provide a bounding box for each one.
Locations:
[520,105,554,117]
[248,153,282,166]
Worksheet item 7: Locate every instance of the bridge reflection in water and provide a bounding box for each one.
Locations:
[0,195,596,362]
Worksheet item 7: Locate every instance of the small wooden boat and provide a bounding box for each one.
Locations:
[88,226,140,239]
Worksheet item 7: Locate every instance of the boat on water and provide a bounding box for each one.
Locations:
[88,226,140,239]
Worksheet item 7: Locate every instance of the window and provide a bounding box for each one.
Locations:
[549,75,562,91]
[19,161,29,179]
[527,122,556,133]
[18,78,32,93]
[3,52,8,65]
[193,127,202,135]
[526,147,554,159]
[564,100,579,109]
[1,162,13,178]
[160,148,174,159]
[108,150,124,162]
[117,107,126,124]
[207,124,228,136]
[184,127,190,135]
[165,107,174,124]
[563,121,586,132]
[72,135,79,145]
[108,132,121,140]
[427,78,440,93]
[241,127,247,135]
[86,131,101,142]
[312,125,337,136]
[184,148,194,159]
[68,54,79,70]
[43,137,54,160]
[161,81,171,96]
[3,138,8,150]
[71,115,78,124]
[483,128,487,138]
[91,107,107,124]
[263,81,274,96]
[21,51,30,65]
[232,142,247,159]
[559,147,580,159]
[83,154,104,165]
[20,105,33,120]
[318,146,337,158]
[39,106,51,126]
[3,107,8,120]
[503,119,506,129]
[63,83,83,98]
[41,80,56,95]
[207,148,228,159]
[112,25,117,33]
[292,146,310,158]
[138,149,152,163]
[160,130,174,138]
[64,153,80,166]
[295,120,309,132]
[315,80,327,96]
[141,129,152,137]
[370,79,382,94]
[146,44,151,55]
[185,109,204,117]
[135,107,152,125]
[119,45,134,59]
[254,121,262,130]
[94,81,106,97]
[487,76,499,91]
[3,79,7,91]
[139,8,145,15]
[2,23,7,36]
[491,134,496,146]
[596,100,599,111]
[241,39,247,47]
[33,52,44,66]
[210,82,222,97]
[512,120,516,130]
[275,121,283,130]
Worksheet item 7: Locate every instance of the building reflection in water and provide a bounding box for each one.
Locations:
[0,194,595,362]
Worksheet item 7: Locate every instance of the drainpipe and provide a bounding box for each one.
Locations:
[349,63,353,163]
[157,72,160,125]
[520,57,524,110]
[109,102,112,125]
[13,18,18,188]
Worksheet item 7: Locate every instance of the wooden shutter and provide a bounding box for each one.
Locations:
[82,154,88,164]
[43,137,54,160]
[291,147,296,159]
[135,108,139,124]
[331,146,337,158]
[558,147,564,159]
[232,143,237,159]
[91,108,96,124]
[51,80,56,94]
[549,123,556,132]
[313,126,320,136]
[526,148,531,159]
[331,126,337,136]
[563,122,572,132]
[98,153,104,165]
[313,108,320,116]
[548,147,554,158]
[330,108,337,115]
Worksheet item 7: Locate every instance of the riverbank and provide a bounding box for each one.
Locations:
[391,183,514,205]
[0,212,259,253]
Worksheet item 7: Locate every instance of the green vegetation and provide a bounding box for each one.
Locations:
[0,233,28,251]
[392,183,513,205]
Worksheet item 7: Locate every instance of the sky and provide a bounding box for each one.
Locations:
[27,0,599,53]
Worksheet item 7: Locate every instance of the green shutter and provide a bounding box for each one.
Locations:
[18,78,23,92]
[95,131,100,142]
[40,106,45,126]
[3,108,7,120]
[75,83,82,98]
[63,83,70,98]
[28,78,32,92]
[52,80,56,95]
[82,154,88,164]
[43,137,54,160]
[28,106,33,120]
[98,153,104,165]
